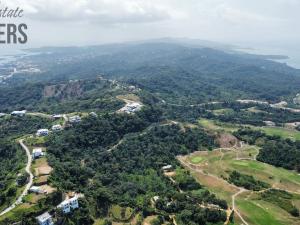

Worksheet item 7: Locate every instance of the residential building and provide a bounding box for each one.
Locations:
[57,195,79,214]
[36,212,54,225]
[119,102,142,114]
[11,110,26,117]
[69,115,81,123]
[162,165,173,171]
[52,124,62,131]
[0,113,6,117]
[29,186,45,194]
[263,121,275,127]
[32,148,43,159]
[52,114,63,119]
[36,129,49,136]
[89,112,97,117]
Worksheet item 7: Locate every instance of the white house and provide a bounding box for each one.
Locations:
[36,129,49,136]
[52,114,63,119]
[119,102,142,114]
[11,110,26,117]
[89,112,97,117]
[0,113,6,117]
[36,212,54,225]
[52,124,62,131]
[162,165,173,171]
[29,186,45,194]
[32,148,43,159]
[69,116,81,123]
[57,195,79,214]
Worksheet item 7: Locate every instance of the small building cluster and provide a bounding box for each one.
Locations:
[69,115,81,123]
[52,124,63,131]
[36,212,54,225]
[57,195,80,214]
[161,165,173,172]
[29,186,46,194]
[32,148,44,159]
[36,129,49,137]
[119,102,142,114]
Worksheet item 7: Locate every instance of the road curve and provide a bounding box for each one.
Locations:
[0,139,33,216]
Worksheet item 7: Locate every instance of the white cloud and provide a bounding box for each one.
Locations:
[1,0,299,48]
[2,0,173,24]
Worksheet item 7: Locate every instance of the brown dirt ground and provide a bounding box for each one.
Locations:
[216,133,240,148]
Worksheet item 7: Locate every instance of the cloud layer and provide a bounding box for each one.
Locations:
[1,0,299,48]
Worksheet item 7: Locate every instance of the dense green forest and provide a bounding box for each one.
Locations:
[228,171,270,191]
[1,41,300,224]
[0,140,25,210]
[234,128,300,171]
[42,109,226,224]
[3,42,300,105]
[0,116,52,139]
[0,79,125,113]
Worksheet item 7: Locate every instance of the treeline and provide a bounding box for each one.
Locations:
[234,128,300,171]
[45,109,227,224]
[228,171,270,191]
[209,102,300,126]
[260,189,299,217]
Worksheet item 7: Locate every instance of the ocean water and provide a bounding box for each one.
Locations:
[238,45,300,69]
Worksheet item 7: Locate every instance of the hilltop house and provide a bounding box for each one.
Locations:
[11,110,26,117]
[32,148,43,159]
[57,195,79,214]
[52,124,62,131]
[69,115,81,123]
[36,212,54,225]
[36,129,49,136]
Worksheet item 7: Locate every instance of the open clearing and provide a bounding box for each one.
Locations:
[179,145,300,225]
[199,118,300,141]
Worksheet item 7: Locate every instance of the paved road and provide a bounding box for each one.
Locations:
[0,140,33,216]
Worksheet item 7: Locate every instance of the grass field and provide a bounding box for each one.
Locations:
[198,118,241,132]
[110,205,134,222]
[258,126,300,141]
[198,118,300,141]
[180,146,300,225]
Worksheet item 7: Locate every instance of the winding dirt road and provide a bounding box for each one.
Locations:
[0,140,33,216]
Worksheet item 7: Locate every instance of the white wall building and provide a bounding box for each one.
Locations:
[57,195,79,214]
[36,129,49,136]
[29,186,45,194]
[11,110,26,117]
[52,124,62,131]
[69,116,81,123]
[32,148,43,159]
[162,165,173,171]
[36,212,54,225]
[52,114,63,119]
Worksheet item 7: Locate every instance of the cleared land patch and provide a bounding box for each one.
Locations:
[179,145,300,225]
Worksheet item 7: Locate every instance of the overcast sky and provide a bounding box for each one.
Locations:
[1,0,300,49]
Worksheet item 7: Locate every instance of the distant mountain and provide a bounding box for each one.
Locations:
[4,40,300,104]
